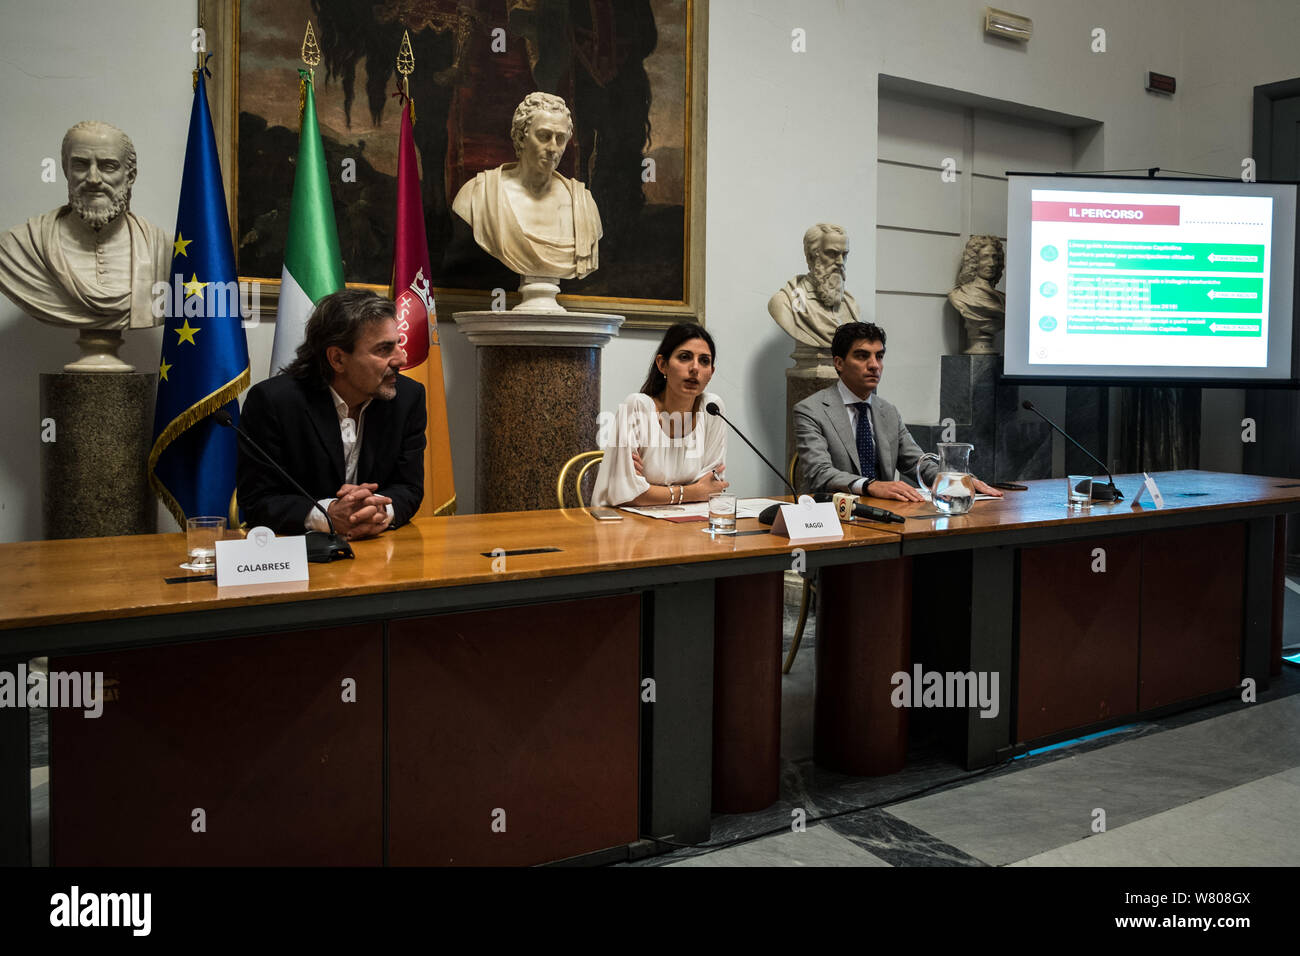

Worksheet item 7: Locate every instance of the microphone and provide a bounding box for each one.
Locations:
[213,409,354,562]
[704,402,798,526]
[828,492,905,524]
[1020,400,1123,502]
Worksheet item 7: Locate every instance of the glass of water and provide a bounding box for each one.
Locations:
[1067,475,1093,509]
[707,493,737,534]
[184,516,227,570]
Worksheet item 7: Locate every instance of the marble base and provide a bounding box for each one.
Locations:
[66,329,134,373]
[40,372,156,538]
[907,354,1051,482]
[785,343,839,485]
[454,310,623,512]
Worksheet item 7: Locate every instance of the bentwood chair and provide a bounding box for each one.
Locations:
[782,452,816,674]
[556,451,605,509]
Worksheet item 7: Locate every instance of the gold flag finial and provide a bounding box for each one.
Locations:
[301,21,321,69]
[396,29,415,121]
[397,29,415,79]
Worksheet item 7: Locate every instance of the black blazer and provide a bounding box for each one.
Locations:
[236,372,427,534]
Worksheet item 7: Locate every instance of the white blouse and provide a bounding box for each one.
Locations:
[591,392,729,507]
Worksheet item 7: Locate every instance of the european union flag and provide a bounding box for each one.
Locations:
[149,65,250,527]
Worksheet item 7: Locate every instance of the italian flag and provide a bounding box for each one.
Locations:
[391,94,456,516]
[269,70,343,375]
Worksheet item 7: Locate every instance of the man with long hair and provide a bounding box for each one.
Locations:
[237,289,426,538]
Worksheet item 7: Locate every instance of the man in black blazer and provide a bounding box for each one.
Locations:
[237,289,426,538]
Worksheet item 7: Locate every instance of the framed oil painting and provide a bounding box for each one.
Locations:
[200,0,707,327]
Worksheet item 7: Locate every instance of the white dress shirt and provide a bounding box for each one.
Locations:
[836,379,877,496]
[305,387,395,533]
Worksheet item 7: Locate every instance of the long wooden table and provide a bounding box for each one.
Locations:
[2,471,1294,865]
[0,505,899,866]
[816,470,1298,771]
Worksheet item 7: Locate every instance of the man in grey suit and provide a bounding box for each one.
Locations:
[794,321,1003,501]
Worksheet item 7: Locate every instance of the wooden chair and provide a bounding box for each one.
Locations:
[783,452,815,674]
[556,451,604,508]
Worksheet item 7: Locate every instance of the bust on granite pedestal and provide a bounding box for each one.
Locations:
[0,121,170,372]
[769,224,862,468]
[451,92,603,313]
[947,235,1006,355]
[0,121,167,537]
[451,93,622,511]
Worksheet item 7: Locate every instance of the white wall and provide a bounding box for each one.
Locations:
[0,0,196,542]
[2,0,1298,541]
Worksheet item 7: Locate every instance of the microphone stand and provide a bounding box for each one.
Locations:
[1021,400,1123,502]
[214,410,354,562]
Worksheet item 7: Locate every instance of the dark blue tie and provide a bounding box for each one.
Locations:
[854,402,877,482]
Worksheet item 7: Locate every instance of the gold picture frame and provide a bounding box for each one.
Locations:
[197,0,707,329]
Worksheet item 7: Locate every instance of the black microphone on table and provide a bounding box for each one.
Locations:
[212,409,354,563]
[824,492,906,524]
[701,403,906,526]
[1020,400,1123,502]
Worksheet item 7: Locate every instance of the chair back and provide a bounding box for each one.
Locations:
[556,451,604,508]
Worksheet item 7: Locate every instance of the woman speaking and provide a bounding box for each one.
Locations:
[591,322,730,507]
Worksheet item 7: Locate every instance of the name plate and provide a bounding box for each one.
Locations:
[216,527,309,587]
[1130,472,1165,510]
[771,497,843,543]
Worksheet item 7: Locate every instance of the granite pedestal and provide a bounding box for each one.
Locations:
[785,343,839,482]
[907,355,1051,482]
[454,311,623,513]
[39,372,156,538]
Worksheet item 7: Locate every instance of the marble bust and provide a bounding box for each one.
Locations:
[0,121,170,370]
[768,223,861,348]
[452,92,602,310]
[948,235,1006,355]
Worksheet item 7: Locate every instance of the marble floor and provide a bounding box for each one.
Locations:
[26,581,1300,868]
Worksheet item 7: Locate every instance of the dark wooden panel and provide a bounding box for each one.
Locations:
[50,623,382,865]
[814,558,911,775]
[712,572,782,813]
[388,595,639,865]
[1140,524,1244,709]
[1018,536,1141,742]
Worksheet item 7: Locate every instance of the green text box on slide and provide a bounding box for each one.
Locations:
[1068,240,1265,273]
[1066,314,1262,337]
[1068,275,1264,314]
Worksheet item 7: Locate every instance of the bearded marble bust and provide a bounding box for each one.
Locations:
[768,223,860,348]
[0,121,170,334]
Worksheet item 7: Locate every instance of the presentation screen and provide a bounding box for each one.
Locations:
[1004,175,1299,385]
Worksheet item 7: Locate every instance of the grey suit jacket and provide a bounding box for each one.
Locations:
[793,383,937,495]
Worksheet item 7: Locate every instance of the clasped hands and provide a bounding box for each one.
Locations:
[326,483,392,540]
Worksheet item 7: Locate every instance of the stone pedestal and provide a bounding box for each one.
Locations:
[785,343,839,481]
[454,310,624,513]
[907,355,1051,482]
[40,373,156,539]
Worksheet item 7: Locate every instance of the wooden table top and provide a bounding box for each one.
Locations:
[0,506,897,631]
[852,470,1300,542]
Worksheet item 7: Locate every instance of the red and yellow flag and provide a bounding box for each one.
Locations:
[391,95,455,516]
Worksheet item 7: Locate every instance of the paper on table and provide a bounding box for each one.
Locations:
[619,497,784,521]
